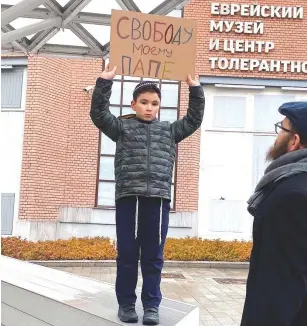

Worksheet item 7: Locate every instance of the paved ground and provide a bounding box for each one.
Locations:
[57,266,248,326]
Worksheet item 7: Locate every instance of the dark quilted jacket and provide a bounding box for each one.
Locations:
[90,78,205,201]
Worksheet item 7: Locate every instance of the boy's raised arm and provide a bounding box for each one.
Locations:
[171,75,205,144]
[90,65,122,142]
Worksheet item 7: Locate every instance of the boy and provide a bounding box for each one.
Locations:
[90,65,205,325]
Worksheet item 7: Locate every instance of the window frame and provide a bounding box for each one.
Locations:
[95,75,180,210]
[1,66,27,112]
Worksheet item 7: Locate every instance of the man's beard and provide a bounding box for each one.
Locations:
[266,136,291,162]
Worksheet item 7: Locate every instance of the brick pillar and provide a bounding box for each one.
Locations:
[175,82,201,212]
[63,58,103,206]
[19,56,102,220]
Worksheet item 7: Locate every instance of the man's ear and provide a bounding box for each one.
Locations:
[131,100,136,112]
[289,133,302,151]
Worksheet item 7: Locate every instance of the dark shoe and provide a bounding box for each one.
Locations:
[118,304,138,323]
[143,307,159,325]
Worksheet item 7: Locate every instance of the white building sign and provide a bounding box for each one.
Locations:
[209,3,307,74]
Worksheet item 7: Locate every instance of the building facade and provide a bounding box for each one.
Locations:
[1,0,307,241]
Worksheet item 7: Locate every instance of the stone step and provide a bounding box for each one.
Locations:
[1,256,199,326]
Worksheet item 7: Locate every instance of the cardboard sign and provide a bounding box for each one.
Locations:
[109,10,197,81]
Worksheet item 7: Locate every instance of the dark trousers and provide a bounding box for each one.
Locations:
[115,196,170,309]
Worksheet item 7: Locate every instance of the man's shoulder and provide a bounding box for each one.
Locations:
[271,173,307,203]
[276,173,307,193]
[257,174,307,221]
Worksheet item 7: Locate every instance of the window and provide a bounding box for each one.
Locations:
[205,92,299,188]
[200,87,307,239]
[1,193,15,235]
[253,95,295,132]
[252,135,276,189]
[251,94,295,186]
[212,96,246,129]
[97,77,180,209]
[1,67,26,110]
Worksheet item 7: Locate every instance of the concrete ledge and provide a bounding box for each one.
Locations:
[14,209,199,241]
[2,256,199,326]
[30,260,249,269]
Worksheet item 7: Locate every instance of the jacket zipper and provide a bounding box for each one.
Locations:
[147,123,150,196]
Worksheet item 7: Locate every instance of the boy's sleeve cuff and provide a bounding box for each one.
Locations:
[96,78,113,88]
[189,85,203,94]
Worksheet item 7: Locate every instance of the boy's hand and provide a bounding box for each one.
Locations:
[101,64,117,80]
[186,74,200,87]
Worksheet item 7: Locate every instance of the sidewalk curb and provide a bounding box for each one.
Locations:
[30,260,249,269]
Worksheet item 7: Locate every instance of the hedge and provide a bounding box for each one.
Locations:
[1,237,252,262]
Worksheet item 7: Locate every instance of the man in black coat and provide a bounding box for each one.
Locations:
[241,102,307,326]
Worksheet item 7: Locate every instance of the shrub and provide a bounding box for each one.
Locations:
[1,237,117,260]
[1,237,251,261]
[164,238,251,261]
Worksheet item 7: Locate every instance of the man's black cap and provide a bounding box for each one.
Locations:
[279,101,307,137]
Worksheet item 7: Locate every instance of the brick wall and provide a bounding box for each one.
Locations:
[175,0,307,211]
[19,56,102,219]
